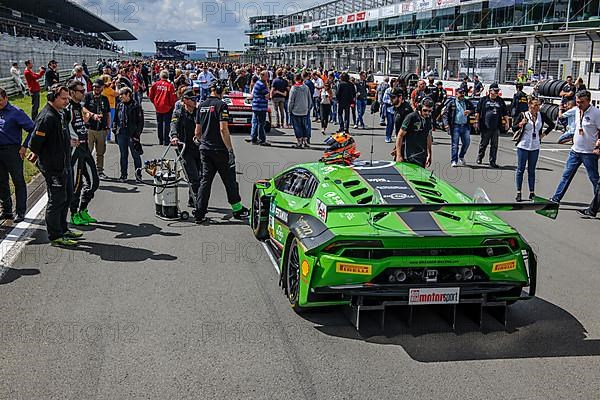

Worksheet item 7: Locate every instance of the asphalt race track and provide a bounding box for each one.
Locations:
[1,101,599,399]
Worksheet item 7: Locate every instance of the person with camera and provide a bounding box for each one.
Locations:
[512,97,555,202]
[23,60,46,120]
[395,98,434,168]
[45,60,60,91]
[65,80,100,226]
[27,84,83,247]
[194,81,248,224]
[0,88,35,223]
[475,83,509,168]
[112,87,144,183]
[170,88,202,208]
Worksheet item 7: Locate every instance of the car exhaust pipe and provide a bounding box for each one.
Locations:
[395,271,407,282]
[460,267,474,280]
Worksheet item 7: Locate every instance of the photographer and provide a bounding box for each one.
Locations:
[28,84,83,246]
[23,60,46,120]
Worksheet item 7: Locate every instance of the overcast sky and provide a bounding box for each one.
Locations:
[72,0,319,52]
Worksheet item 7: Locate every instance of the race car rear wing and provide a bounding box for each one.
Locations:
[324,196,558,220]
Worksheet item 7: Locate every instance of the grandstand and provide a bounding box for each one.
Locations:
[155,41,196,60]
[0,0,136,75]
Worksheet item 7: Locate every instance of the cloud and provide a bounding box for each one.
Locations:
[72,0,323,52]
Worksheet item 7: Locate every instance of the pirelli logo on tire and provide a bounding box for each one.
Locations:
[336,262,372,275]
[492,260,517,273]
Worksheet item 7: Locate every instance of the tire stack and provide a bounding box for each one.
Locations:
[537,79,566,98]
[541,103,560,122]
[398,72,419,89]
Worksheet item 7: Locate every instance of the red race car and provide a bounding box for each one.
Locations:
[223,91,272,132]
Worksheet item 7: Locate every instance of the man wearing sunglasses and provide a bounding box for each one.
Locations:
[65,80,100,226]
[395,97,434,168]
[475,83,509,168]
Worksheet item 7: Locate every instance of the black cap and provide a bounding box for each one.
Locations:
[456,87,465,94]
[48,59,57,65]
[489,83,500,91]
[390,88,403,97]
[182,88,196,99]
[93,78,105,87]
[436,81,443,85]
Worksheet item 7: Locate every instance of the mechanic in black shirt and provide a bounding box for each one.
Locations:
[391,88,413,138]
[170,88,202,208]
[510,82,528,118]
[472,75,484,97]
[430,81,447,130]
[28,84,83,246]
[194,80,248,224]
[475,83,509,168]
[395,97,434,168]
[425,76,436,96]
[65,80,100,226]
[559,76,576,110]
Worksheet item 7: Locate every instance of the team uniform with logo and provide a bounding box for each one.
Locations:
[65,100,99,221]
[194,96,244,220]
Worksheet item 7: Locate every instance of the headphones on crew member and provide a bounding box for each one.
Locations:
[47,83,67,102]
[417,97,434,111]
[209,80,225,95]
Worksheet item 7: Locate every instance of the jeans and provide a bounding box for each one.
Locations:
[312,97,320,120]
[200,87,210,101]
[552,150,599,202]
[0,145,27,216]
[107,109,115,140]
[478,128,499,163]
[31,91,40,121]
[272,97,286,127]
[43,170,73,240]
[116,132,142,178]
[356,99,366,127]
[558,131,574,143]
[196,150,241,218]
[385,111,395,140]
[291,114,310,138]
[251,110,267,142]
[331,100,337,123]
[320,103,332,130]
[588,175,600,215]
[305,114,312,140]
[284,99,290,126]
[338,105,351,133]
[156,111,173,145]
[451,124,471,163]
[515,148,539,192]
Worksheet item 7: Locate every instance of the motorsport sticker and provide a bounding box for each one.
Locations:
[408,288,460,305]
[274,207,288,223]
[316,199,327,222]
[336,262,372,275]
[492,260,517,273]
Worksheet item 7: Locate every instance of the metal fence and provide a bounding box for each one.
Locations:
[0,32,129,77]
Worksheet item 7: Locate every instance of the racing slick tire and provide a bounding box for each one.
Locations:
[251,187,269,240]
[284,238,305,313]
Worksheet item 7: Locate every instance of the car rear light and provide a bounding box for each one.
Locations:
[323,240,383,253]
[482,238,520,251]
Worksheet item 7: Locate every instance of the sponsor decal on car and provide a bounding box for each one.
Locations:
[275,207,288,223]
[316,199,327,222]
[336,262,372,275]
[383,193,416,200]
[492,259,517,273]
[408,288,460,305]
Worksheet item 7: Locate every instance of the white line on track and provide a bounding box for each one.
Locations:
[0,193,48,272]
[261,242,280,275]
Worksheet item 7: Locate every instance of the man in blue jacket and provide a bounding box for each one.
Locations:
[250,70,271,146]
[0,88,35,223]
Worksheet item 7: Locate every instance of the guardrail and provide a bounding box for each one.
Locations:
[0,68,77,98]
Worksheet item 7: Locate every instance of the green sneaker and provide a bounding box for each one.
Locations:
[80,209,97,223]
[51,237,78,247]
[64,230,84,239]
[70,212,89,226]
